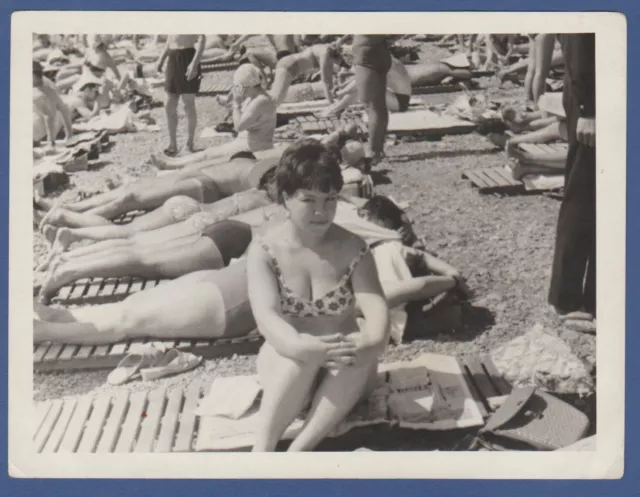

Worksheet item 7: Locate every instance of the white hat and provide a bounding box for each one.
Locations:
[232,64,263,87]
[72,72,103,93]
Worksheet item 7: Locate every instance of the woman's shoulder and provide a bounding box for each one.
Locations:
[329,224,368,256]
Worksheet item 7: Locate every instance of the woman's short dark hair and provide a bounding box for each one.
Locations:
[360,195,406,231]
[275,138,343,204]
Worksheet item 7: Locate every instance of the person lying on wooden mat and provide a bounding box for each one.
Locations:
[35,151,282,224]
[34,197,470,348]
[36,218,253,303]
[35,129,358,242]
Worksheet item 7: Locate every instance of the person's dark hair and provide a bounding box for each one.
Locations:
[275,139,343,204]
[259,168,279,202]
[230,150,257,161]
[359,195,406,231]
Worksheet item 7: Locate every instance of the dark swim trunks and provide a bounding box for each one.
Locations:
[395,93,410,112]
[352,35,392,75]
[165,47,202,95]
[201,220,253,266]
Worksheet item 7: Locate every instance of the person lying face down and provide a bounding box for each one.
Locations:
[35,130,363,251]
[34,194,470,347]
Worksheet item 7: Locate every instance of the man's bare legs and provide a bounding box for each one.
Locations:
[182,93,197,152]
[355,65,388,167]
[164,93,179,154]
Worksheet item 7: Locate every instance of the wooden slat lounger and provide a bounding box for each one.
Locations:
[462,142,568,195]
[33,330,264,373]
[50,276,164,306]
[33,354,511,452]
[199,60,240,73]
[197,82,233,97]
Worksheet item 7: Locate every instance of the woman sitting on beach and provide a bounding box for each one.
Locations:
[246,138,389,452]
[269,44,346,107]
[64,73,104,122]
[150,64,277,170]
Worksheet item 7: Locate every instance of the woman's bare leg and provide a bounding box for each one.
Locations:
[269,67,295,107]
[355,64,388,164]
[35,270,231,344]
[287,360,378,452]
[151,140,248,170]
[39,236,223,302]
[253,343,322,452]
[85,178,204,219]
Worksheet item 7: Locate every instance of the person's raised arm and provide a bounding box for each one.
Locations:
[349,247,390,362]
[232,94,269,132]
[156,37,170,73]
[319,47,336,103]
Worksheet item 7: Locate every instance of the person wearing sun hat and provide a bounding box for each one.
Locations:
[150,63,277,170]
[66,72,105,122]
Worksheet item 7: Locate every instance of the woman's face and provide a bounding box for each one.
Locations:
[284,188,339,237]
[82,84,100,100]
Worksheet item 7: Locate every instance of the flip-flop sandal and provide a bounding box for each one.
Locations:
[563,319,596,334]
[107,342,167,385]
[140,349,203,381]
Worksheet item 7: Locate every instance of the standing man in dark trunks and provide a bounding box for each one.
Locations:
[545,33,596,332]
[335,35,392,171]
[157,35,206,157]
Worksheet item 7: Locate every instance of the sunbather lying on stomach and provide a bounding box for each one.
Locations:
[36,152,282,222]
[35,130,358,239]
[405,59,474,87]
[34,195,470,346]
[37,218,254,303]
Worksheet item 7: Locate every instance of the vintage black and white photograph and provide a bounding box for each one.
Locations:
[10,11,625,478]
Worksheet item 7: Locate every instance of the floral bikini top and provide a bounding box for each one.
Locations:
[256,238,369,318]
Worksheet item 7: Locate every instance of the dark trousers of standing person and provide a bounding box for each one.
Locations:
[548,34,596,317]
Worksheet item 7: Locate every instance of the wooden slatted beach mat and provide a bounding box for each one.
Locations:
[461,166,525,195]
[295,110,476,139]
[462,142,568,195]
[34,354,511,452]
[34,331,264,373]
[197,82,233,96]
[50,276,164,306]
[200,60,240,73]
[33,383,207,453]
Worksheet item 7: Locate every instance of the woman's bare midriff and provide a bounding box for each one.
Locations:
[285,310,360,339]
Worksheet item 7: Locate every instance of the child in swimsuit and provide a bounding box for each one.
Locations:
[247,138,390,452]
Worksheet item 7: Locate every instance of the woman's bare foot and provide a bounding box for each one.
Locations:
[53,226,77,253]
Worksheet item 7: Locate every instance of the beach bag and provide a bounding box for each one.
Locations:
[472,387,590,451]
